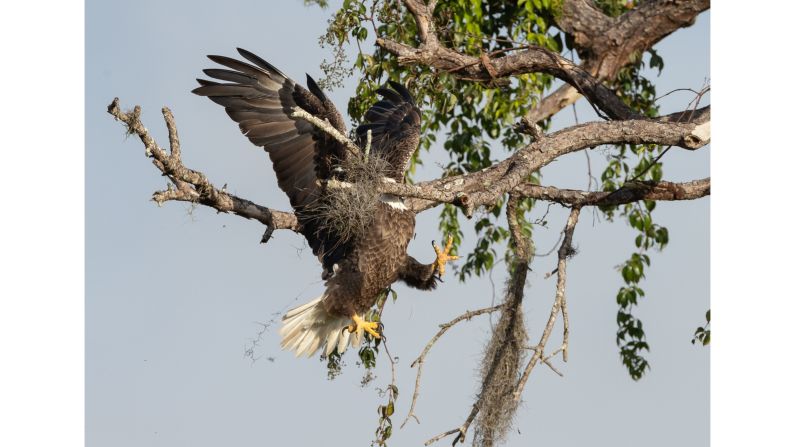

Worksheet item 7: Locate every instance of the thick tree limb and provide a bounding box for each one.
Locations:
[382,1,706,123]
[556,0,709,77]
[527,0,710,123]
[108,97,709,237]
[107,98,299,234]
[514,178,711,207]
[376,36,638,121]
[379,107,710,213]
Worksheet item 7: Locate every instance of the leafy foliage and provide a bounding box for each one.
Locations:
[615,253,651,379]
[597,41,672,379]
[304,0,330,8]
[374,382,398,446]
[310,0,674,390]
[692,309,711,346]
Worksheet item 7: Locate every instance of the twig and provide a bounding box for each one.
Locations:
[561,288,570,363]
[513,207,581,401]
[524,345,565,377]
[400,305,505,429]
[653,87,705,103]
[541,346,565,376]
[424,402,478,446]
[424,427,465,446]
[364,128,372,161]
[537,230,564,258]
[290,106,360,157]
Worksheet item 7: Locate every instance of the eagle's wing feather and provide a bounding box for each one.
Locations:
[193,48,349,267]
[355,81,421,180]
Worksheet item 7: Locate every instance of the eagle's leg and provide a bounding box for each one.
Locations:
[347,314,381,339]
[398,235,460,290]
[432,235,460,277]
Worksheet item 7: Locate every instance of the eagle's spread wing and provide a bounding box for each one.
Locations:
[355,81,422,181]
[192,48,350,270]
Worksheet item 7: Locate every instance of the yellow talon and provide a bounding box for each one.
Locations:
[432,235,460,277]
[347,314,381,339]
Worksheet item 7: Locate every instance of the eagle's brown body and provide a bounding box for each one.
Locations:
[322,202,439,317]
[194,48,449,357]
[323,203,413,316]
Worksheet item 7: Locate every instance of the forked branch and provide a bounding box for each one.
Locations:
[107,98,299,235]
[400,304,505,429]
[514,207,582,401]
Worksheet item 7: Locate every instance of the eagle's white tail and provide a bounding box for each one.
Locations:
[280,293,362,357]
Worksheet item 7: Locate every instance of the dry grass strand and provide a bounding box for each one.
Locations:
[306,155,393,246]
[472,265,529,447]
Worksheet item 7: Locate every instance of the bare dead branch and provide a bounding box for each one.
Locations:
[290,106,361,157]
[424,427,464,447]
[524,345,565,377]
[400,304,505,430]
[107,98,299,233]
[513,207,581,401]
[162,106,182,160]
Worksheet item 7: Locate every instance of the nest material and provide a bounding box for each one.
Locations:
[307,154,393,246]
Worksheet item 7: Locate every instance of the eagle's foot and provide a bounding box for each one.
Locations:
[432,235,460,277]
[347,314,381,339]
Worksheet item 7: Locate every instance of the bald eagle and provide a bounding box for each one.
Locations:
[193,48,457,357]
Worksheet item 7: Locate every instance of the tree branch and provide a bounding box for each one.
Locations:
[109,97,708,237]
[527,0,710,123]
[380,108,710,213]
[376,35,639,121]
[513,178,711,207]
[426,196,533,446]
[386,1,707,124]
[290,106,361,157]
[400,304,505,429]
[107,98,299,235]
[513,206,581,401]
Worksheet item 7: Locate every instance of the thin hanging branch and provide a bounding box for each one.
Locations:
[425,195,533,446]
[513,207,582,401]
[400,304,505,429]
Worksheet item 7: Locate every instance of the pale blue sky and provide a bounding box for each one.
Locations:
[86,2,709,446]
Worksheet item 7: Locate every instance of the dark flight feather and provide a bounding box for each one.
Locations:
[195,49,439,357]
[193,48,349,273]
[355,82,422,180]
